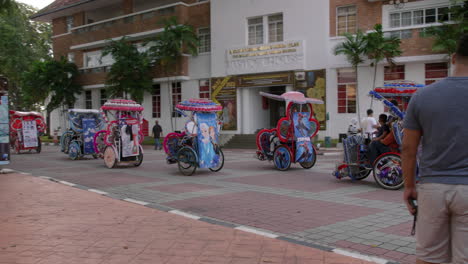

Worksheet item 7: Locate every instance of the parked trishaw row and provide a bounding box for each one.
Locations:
[11,81,422,190]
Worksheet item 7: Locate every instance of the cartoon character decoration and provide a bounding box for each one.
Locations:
[293,112,315,163]
[256,91,323,171]
[196,113,220,169]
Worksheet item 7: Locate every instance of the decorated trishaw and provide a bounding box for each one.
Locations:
[95,99,144,168]
[255,91,323,171]
[60,109,106,160]
[333,81,423,190]
[9,110,46,154]
[164,99,224,176]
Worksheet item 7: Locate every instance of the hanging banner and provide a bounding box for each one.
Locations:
[293,112,314,163]
[22,120,38,148]
[196,112,220,169]
[296,69,327,130]
[0,96,9,165]
[120,119,139,157]
[82,118,96,155]
[211,77,237,131]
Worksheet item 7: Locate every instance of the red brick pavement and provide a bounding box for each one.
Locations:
[164,191,383,234]
[146,183,222,194]
[0,173,375,264]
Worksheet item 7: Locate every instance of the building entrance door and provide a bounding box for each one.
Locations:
[268,86,285,127]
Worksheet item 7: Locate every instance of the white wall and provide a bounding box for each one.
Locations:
[211,0,329,77]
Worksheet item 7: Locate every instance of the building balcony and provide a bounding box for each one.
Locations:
[76,56,189,87]
[65,2,209,51]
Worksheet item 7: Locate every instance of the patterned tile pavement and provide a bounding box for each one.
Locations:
[8,146,417,264]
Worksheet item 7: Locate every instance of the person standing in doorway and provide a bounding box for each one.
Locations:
[152,120,163,150]
[361,109,378,140]
[402,34,468,264]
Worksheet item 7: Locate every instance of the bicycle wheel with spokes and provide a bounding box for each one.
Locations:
[209,147,224,172]
[177,146,197,176]
[373,153,404,190]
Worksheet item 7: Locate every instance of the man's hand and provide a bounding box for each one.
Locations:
[401,128,422,216]
[403,187,418,215]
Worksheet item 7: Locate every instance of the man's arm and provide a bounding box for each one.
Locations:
[401,128,422,215]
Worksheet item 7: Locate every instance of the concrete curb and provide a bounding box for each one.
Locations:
[16,170,399,264]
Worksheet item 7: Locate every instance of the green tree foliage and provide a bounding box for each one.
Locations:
[366,24,402,90]
[22,57,82,113]
[102,38,154,103]
[150,16,199,129]
[334,30,367,130]
[424,0,468,66]
[0,0,15,12]
[0,2,51,110]
[151,16,199,70]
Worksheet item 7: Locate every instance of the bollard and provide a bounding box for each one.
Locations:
[53,130,58,145]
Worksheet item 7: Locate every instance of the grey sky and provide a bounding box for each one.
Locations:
[16,0,55,9]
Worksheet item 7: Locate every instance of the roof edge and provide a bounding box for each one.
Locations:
[30,0,95,20]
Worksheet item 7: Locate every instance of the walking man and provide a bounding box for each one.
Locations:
[361,109,378,140]
[402,34,468,264]
[152,120,163,150]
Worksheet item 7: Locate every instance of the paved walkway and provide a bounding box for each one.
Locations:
[7,146,416,263]
[0,173,375,264]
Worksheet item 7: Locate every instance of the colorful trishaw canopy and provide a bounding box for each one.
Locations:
[176,98,222,112]
[9,110,44,118]
[373,81,424,97]
[259,91,324,104]
[101,99,144,112]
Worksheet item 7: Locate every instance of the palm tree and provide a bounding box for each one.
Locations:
[334,30,367,131]
[102,37,154,103]
[366,24,402,94]
[424,24,460,75]
[150,16,199,130]
[423,1,468,75]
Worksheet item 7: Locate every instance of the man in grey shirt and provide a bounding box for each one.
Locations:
[402,34,468,264]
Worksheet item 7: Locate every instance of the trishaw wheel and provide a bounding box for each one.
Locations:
[93,130,107,154]
[103,146,117,169]
[177,147,197,176]
[273,145,291,171]
[209,147,224,172]
[60,132,72,154]
[36,137,41,153]
[68,141,81,160]
[373,153,404,190]
[299,147,317,169]
[134,146,143,167]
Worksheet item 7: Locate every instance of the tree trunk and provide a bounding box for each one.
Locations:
[370,60,378,109]
[355,66,363,135]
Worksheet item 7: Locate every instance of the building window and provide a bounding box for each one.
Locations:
[389,6,450,29]
[198,28,211,53]
[172,82,182,118]
[248,17,264,45]
[199,79,210,99]
[386,29,413,39]
[337,68,357,114]
[384,65,406,110]
[268,14,283,43]
[100,89,107,106]
[425,63,448,85]
[337,5,356,35]
[85,91,92,109]
[66,16,74,32]
[384,65,405,83]
[84,50,113,68]
[152,84,161,118]
[67,52,75,63]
